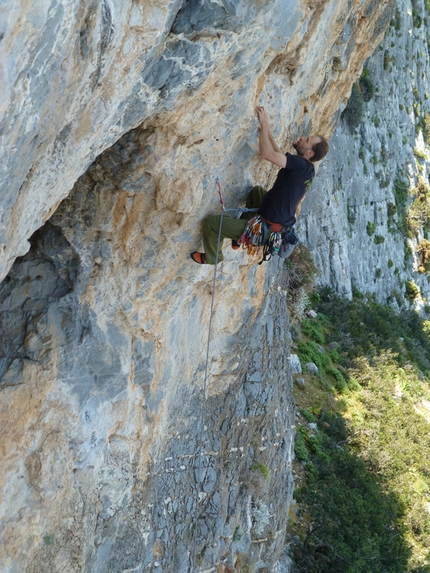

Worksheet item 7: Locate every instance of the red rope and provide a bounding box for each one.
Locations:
[215,178,225,211]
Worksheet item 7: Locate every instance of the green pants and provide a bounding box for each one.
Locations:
[202,185,266,264]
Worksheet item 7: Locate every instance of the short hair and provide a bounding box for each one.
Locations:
[310,136,329,162]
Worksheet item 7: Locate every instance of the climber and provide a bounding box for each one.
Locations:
[190,106,329,265]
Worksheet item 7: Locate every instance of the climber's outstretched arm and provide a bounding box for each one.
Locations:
[256,106,287,169]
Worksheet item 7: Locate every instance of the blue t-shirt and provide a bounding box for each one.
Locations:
[259,152,315,227]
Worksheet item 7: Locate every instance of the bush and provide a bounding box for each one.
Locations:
[301,318,325,344]
[366,221,377,236]
[359,68,374,102]
[342,83,364,131]
[387,202,397,217]
[374,235,385,244]
[417,239,430,273]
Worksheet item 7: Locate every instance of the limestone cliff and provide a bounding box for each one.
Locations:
[300,0,430,310]
[0,1,394,572]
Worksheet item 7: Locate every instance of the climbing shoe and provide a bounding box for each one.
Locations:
[231,240,240,250]
[190,251,207,264]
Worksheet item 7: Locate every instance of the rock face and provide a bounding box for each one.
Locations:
[0,1,395,572]
[299,0,430,309]
[1,0,394,280]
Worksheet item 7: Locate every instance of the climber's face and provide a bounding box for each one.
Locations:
[293,135,321,160]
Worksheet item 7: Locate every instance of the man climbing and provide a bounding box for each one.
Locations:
[190,106,329,265]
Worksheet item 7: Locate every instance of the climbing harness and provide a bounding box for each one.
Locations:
[260,225,298,264]
[238,215,299,264]
[238,215,269,256]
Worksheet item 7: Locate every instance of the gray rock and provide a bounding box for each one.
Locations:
[289,354,302,374]
[295,377,305,389]
[306,363,319,374]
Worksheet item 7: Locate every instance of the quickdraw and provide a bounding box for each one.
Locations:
[237,215,269,255]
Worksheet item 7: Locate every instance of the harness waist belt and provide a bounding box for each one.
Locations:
[261,216,283,233]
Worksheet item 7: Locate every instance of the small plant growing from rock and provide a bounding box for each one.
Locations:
[366,221,377,236]
[417,239,430,273]
[405,279,419,300]
[250,463,270,481]
[341,82,364,131]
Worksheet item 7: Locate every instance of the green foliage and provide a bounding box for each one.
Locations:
[300,408,316,423]
[405,279,420,300]
[390,9,402,30]
[359,68,374,102]
[301,318,325,344]
[417,239,430,274]
[374,235,385,245]
[414,147,427,160]
[347,199,356,224]
[393,172,410,234]
[388,259,394,268]
[294,413,410,573]
[416,113,430,145]
[297,340,330,372]
[412,9,422,28]
[295,428,310,462]
[372,114,381,127]
[332,56,342,72]
[250,463,270,481]
[404,240,413,265]
[407,178,430,237]
[366,221,377,236]
[292,288,430,571]
[387,202,397,217]
[342,83,364,131]
[285,245,318,322]
[316,287,430,375]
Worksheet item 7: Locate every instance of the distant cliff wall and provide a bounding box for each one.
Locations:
[300,0,430,311]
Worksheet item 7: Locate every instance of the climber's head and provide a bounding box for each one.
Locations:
[293,135,329,162]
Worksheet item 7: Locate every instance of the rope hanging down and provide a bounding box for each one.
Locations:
[191,179,225,572]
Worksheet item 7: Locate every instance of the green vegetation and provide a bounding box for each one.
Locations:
[414,147,427,160]
[405,279,420,300]
[387,201,397,217]
[416,112,430,145]
[342,83,364,131]
[347,199,356,224]
[383,50,396,71]
[393,171,410,235]
[417,239,430,273]
[250,463,270,481]
[290,288,430,572]
[332,56,342,72]
[371,114,381,127]
[366,221,377,236]
[359,67,374,102]
[374,234,385,244]
[285,245,318,321]
[390,9,402,30]
[407,178,430,237]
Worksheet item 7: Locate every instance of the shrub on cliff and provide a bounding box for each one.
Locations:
[342,83,364,131]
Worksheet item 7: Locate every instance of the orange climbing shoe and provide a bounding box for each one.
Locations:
[231,240,240,250]
[190,251,207,264]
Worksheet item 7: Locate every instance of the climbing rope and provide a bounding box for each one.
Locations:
[191,180,225,572]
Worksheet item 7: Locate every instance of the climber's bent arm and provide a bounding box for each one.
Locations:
[256,106,287,169]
